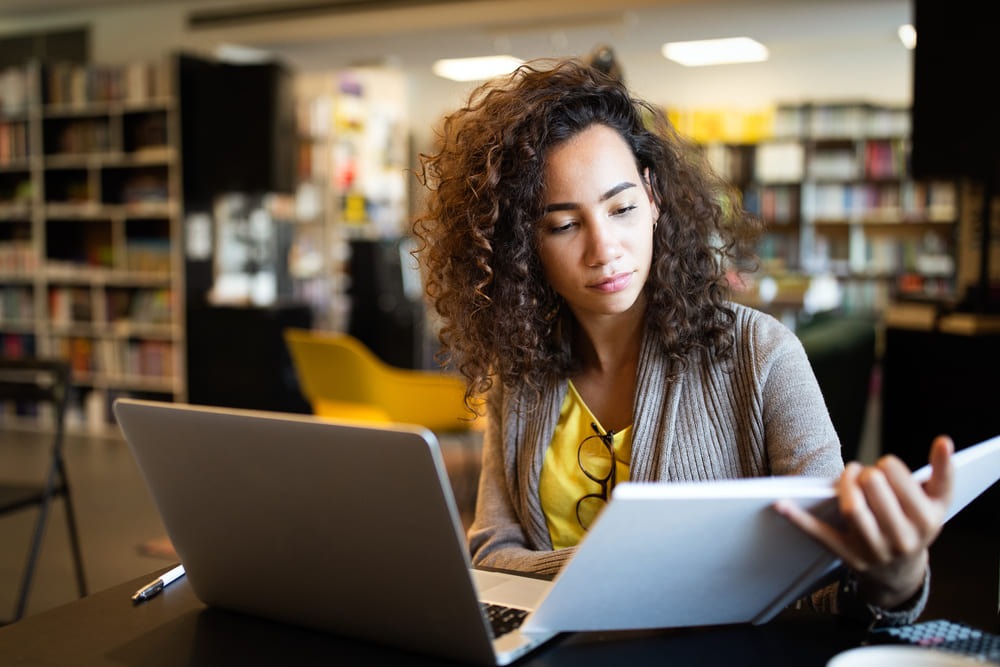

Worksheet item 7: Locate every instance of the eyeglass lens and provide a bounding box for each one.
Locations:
[576,423,616,530]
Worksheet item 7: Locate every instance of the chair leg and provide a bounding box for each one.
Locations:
[60,479,88,599]
[8,490,88,623]
[12,499,53,622]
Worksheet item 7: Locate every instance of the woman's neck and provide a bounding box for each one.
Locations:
[569,308,644,432]
[572,302,645,374]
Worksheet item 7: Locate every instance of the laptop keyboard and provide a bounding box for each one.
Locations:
[482,602,529,638]
[870,619,1000,662]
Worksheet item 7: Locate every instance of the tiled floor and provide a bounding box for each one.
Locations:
[0,424,483,625]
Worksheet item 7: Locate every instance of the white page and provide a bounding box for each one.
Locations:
[525,433,1000,633]
[524,476,838,632]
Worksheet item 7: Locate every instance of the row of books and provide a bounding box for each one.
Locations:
[1,60,174,114]
[48,285,92,323]
[49,285,174,325]
[811,233,955,277]
[862,139,907,180]
[124,240,171,273]
[0,120,30,164]
[120,173,170,205]
[805,139,908,181]
[0,65,32,116]
[1,332,35,358]
[836,273,954,312]
[672,102,911,145]
[43,59,172,107]
[711,142,955,223]
[756,234,801,274]
[754,141,805,183]
[0,333,177,394]
[754,138,917,184]
[0,285,34,322]
[49,335,175,379]
[838,279,892,314]
[703,142,756,184]
[745,184,800,224]
[865,236,954,277]
[773,103,910,140]
[41,174,170,207]
[117,338,175,378]
[126,112,169,151]
[1,257,173,280]
[802,182,957,222]
[105,287,174,324]
[0,241,36,272]
[757,237,956,291]
[903,181,959,221]
[47,118,113,154]
[43,113,170,157]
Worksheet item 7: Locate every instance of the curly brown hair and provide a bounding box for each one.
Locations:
[412,57,762,408]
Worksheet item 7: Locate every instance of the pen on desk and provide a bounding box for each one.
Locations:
[131,564,185,604]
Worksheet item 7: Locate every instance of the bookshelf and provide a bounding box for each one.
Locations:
[0,59,184,433]
[697,101,959,320]
[291,67,410,333]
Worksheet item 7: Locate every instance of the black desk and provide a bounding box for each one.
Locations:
[0,523,995,667]
[0,571,865,667]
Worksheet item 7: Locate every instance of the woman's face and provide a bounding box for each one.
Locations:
[537,123,656,324]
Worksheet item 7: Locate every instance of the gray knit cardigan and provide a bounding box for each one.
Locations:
[467,303,927,626]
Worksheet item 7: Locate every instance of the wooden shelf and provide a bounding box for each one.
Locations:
[0,58,186,433]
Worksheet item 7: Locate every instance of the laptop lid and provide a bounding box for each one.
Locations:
[113,398,553,666]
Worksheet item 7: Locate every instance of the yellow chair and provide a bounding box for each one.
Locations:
[282,327,483,433]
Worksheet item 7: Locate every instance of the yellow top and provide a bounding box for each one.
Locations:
[539,380,632,549]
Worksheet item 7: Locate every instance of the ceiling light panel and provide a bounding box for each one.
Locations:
[432,55,523,82]
[661,37,769,67]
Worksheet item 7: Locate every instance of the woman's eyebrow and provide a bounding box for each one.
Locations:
[601,181,637,201]
[543,181,637,213]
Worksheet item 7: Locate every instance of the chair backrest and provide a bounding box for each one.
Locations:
[0,358,71,436]
[283,328,480,433]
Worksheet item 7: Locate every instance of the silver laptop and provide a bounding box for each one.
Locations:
[113,398,557,666]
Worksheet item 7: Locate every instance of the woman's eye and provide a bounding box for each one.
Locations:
[548,220,576,233]
[612,204,637,217]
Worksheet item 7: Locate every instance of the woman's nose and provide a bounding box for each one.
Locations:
[584,220,623,267]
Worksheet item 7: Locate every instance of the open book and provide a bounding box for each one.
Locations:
[522,434,1000,633]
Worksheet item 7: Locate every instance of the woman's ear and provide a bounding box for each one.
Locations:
[643,168,659,221]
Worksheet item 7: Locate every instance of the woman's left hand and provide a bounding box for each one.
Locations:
[777,435,955,608]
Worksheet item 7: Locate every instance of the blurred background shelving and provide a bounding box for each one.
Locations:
[1,0,998,437]
[680,101,959,328]
[0,58,183,433]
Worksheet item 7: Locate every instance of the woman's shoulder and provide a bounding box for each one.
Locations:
[726,302,804,363]
[728,302,797,340]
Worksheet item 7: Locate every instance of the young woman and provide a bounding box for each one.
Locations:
[411,57,953,626]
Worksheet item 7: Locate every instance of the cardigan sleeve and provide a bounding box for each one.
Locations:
[466,387,572,577]
[803,567,930,628]
[745,308,844,478]
[738,306,930,624]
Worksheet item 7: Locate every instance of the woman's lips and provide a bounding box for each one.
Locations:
[590,271,633,293]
